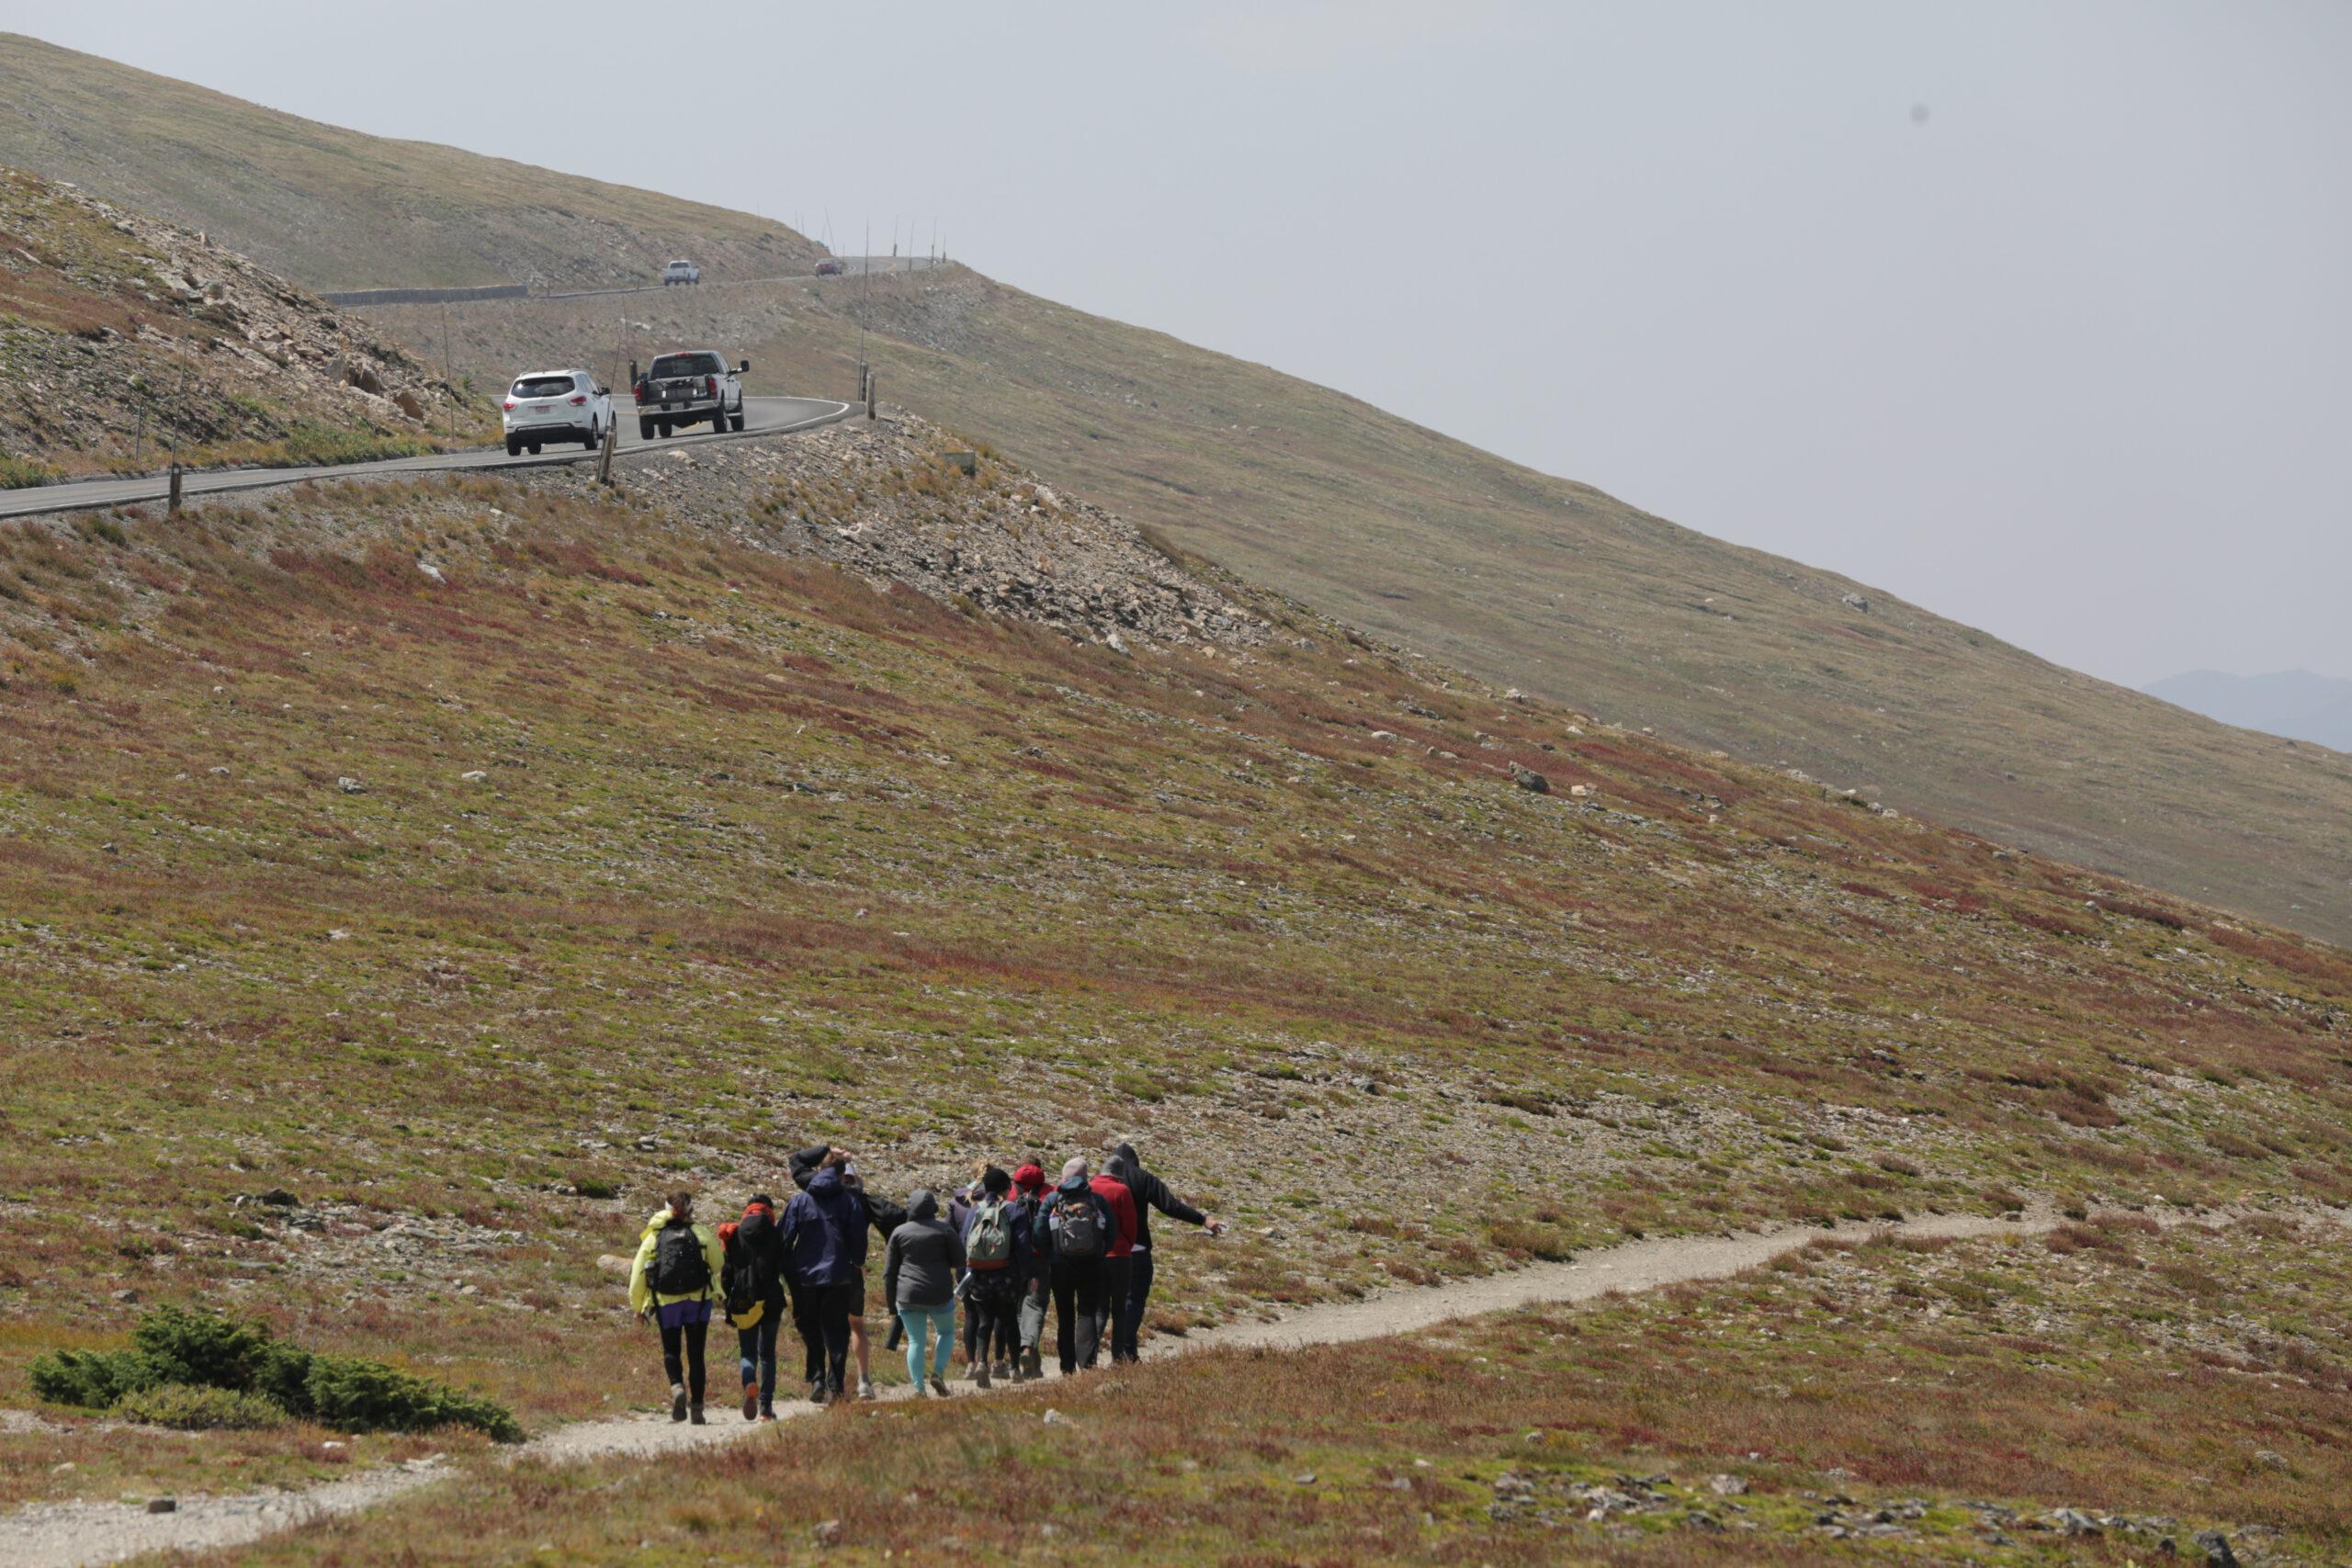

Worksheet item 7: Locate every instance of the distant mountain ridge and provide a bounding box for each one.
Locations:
[0,32,820,289]
[2145,670,2352,753]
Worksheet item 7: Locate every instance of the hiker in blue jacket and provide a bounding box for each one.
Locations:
[781,1153,869,1403]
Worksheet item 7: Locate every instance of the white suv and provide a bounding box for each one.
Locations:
[502,369,612,456]
[662,259,701,287]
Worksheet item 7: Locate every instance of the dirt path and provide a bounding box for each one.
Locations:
[0,1201,2153,1567]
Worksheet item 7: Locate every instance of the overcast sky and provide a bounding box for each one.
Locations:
[7,1,2346,687]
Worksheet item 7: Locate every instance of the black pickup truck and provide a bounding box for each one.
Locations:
[633,349,748,439]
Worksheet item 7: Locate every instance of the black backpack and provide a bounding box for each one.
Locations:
[649,1219,709,1295]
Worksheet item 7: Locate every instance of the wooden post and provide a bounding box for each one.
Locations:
[167,460,184,517]
[597,419,617,488]
[866,372,876,421]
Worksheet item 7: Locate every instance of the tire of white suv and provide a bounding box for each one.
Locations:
[505,435,521,457]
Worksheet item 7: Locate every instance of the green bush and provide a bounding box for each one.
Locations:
[116,1382,288,1431]
[28,1306,523,1442]
[28,1348,164,1409]
[303,1353,524,1443]
[132,1303,272,1389]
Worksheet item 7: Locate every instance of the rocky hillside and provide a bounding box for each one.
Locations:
[0,33,822,290]
[0,167,481,482]
[4,37,2338,943]
[368,265,2352,945]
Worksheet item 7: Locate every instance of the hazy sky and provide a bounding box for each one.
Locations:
[6,1,2346,687]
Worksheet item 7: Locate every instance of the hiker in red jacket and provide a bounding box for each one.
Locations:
[1085,1159,1139,1370]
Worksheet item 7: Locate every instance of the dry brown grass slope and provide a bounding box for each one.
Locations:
[0,33,820,289]
[367,266,2352,943]
[1,29,2341,940]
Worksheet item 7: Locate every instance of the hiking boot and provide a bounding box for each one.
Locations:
[857,1377,876,1402]
[741,1382,759,1421]
[1023,1348,1042,1381]
[929,1376,950,1397]
[974,1361,992,1390]
[669,1383,688,1423]
[992,1359,1012,1382]
[808,1381,829,1405]
[758,1403,777,1422]
[689,1404,707,1426]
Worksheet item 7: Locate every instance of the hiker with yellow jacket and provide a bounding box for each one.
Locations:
[628,1190,726,1425]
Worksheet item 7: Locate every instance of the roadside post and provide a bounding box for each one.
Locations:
[867,373,876,421]
[597,420,617,488]
[167,460,184,517]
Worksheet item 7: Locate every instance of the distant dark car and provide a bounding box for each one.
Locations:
[814,258,845,276]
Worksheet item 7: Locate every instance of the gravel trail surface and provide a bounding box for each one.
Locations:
[0,1202,2211,1566]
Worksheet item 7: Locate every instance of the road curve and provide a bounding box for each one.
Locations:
[0,396,854,522]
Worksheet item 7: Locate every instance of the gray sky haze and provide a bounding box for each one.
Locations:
[5,1,2345,687]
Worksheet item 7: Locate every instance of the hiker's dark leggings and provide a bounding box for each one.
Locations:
[659,1316,707,1403]
[790,1285,825,1384]
[1050,1258,1108,1373]
[813,1279,856,1392]
[1095,1257,1132,1368]
[965,1272,1018,1366]
[1113,1247,1154,1363]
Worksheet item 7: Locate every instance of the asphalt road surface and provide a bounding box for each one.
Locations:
[0,395,854,521]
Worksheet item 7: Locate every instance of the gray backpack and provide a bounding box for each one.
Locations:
[1049,1192,1104,1259]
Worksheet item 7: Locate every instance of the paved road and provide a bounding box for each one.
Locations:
[0,395,854,521]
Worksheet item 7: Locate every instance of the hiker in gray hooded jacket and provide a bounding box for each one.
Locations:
[881,1189,965,1396]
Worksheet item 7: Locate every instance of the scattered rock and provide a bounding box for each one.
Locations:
[460,770,488,783]
[594,1254,631,1276]
[335,776,366,795]
[1840,592,1871,613]
[144,1497,176,1515]
[811,1518,842,1547]
[1708,1474,1748,1496]
[1510,764,1550,795]
[2194,1529,2238,1567]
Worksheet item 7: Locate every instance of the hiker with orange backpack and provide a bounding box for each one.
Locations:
[718,1193,788,1421]
[628,1189,725,1424]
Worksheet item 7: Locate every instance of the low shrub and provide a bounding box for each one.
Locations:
[28,1306,522,1441]
[302,1352,524,1443]
[116,1382,288,1431]
[133,1303,273,1388]
[28,1348,164,1409]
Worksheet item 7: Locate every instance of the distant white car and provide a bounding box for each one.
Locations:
[502,369,612,456]
[662,259,701,287]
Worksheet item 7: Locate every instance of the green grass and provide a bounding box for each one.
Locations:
[0,453,52,489]
[0,451,2344,1527]
[187,1214,2352,1564]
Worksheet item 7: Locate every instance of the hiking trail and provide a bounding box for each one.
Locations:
[0,1202,2201,1566]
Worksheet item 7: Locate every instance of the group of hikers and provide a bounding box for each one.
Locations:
[626,1139,1224,1422]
